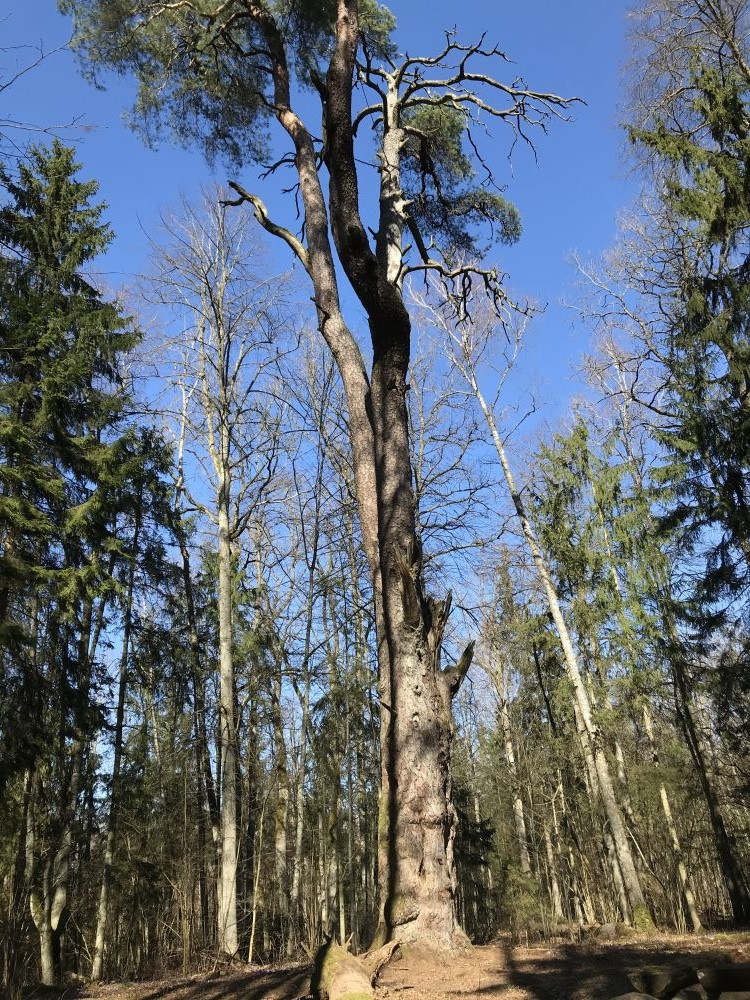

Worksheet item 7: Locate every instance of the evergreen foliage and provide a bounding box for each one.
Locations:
[0,141,143,787]
[401,104,522,261]
[630,63,750,617]
[60,0,395,166]
[3,4,750,990]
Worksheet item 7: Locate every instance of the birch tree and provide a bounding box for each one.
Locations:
[421,294,654,929]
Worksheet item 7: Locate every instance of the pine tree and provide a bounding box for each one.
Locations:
[61,0,575,951]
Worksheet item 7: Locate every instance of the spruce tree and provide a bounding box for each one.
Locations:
[0,140,139,782]
[0,141,154,984]
[630,63,750,617]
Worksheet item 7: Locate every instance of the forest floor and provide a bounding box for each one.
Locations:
[57,930,750,1000]
[377,930,750,1000]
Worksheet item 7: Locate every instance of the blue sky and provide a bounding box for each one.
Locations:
[2,0,636,425]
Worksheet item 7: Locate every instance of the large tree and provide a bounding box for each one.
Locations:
[0,139,140,783]
[0,140,153,984]
[61,0,573,950]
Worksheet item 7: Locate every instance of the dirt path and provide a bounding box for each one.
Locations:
[69,933,750,1000]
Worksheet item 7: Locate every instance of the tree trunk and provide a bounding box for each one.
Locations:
[233,4,472,950]
[543,818,564,921]
[498,694,531,875]
[28,760,81,986]
[217,497,238,956]
[347,84,472,955]
[312,940,398,1000]
[572,701,629,923]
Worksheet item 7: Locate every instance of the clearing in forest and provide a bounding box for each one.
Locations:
[65,932,750,1000]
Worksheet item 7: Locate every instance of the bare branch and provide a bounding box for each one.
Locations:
[224,181,310,272]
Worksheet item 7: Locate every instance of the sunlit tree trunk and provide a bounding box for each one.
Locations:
[442,314,652,928]
[543,818,564,921]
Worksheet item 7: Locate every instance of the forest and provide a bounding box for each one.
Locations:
[1,0,749,996]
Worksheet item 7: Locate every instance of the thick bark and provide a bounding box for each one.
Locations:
[369,330,471,947]
[238,2,471,950]
[312,939,398,1000]
[327,4,471,949]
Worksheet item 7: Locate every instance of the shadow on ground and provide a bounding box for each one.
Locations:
[50,965,313,1000]
[498,939,745,1000]
[377,933,749,1000]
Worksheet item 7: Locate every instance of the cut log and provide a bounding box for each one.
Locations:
[312,939,400,1000]
[363,941,400,981]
